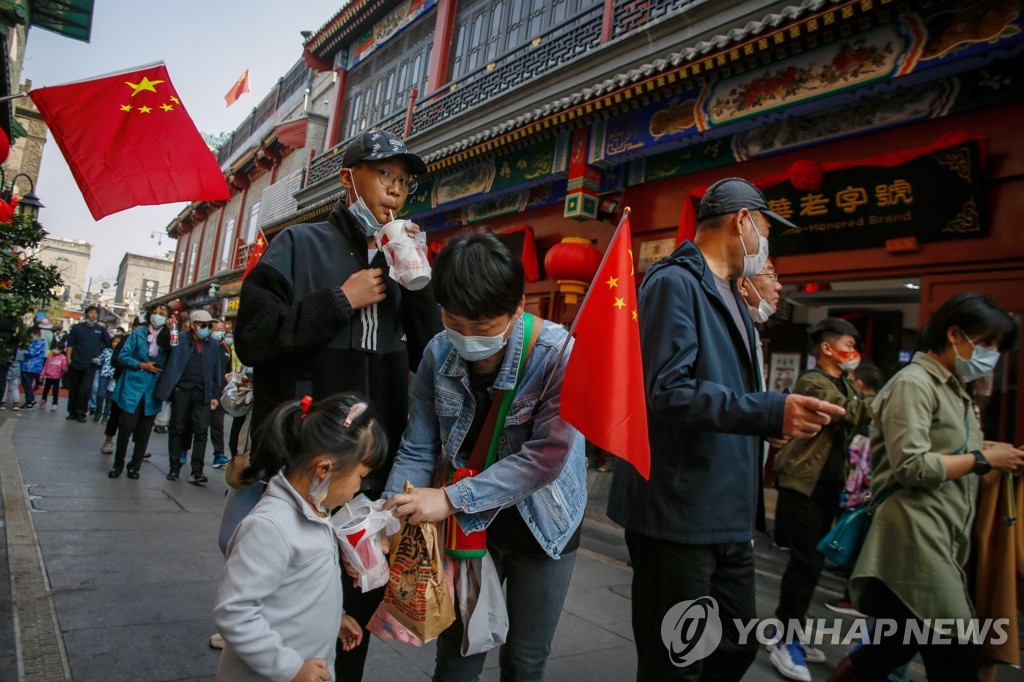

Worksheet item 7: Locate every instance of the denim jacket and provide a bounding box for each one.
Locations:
[385,316,587,559]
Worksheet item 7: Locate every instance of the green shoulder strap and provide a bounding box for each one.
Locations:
[482,313,540,470]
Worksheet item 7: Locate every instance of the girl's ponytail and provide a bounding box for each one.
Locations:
[243,392,388,485]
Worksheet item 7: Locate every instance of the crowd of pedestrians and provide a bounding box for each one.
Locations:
[6,129,1020,682]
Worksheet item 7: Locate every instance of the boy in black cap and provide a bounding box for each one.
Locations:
[608,177,845,680]
[235,129,440,680]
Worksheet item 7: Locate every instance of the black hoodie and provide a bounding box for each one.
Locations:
[235,202,441,489]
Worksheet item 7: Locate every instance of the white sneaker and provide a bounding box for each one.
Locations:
[800,640,826,663]
[50,404,57,412]
[209,632,224,649]
[769,641,811,681]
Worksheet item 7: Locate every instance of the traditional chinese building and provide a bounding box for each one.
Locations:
[155,59,334,321]
[161,0,1024,443]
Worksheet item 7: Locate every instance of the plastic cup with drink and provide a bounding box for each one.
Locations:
[376,212,431,291]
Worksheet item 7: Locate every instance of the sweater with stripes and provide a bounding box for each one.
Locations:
[235,202,441,490]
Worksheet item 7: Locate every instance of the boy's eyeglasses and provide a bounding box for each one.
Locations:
[195,323,212,330]
[369,166,418,194]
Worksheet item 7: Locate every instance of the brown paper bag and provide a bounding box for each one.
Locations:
[381,483,456,643]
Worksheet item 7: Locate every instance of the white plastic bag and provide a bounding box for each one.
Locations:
[456,554,508,657]
[332,495,401,592]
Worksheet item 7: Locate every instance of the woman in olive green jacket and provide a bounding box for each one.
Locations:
[830,292,1023,682]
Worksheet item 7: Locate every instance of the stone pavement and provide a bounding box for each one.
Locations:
[0,407,1020,681]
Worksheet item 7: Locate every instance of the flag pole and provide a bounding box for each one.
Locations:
[0,92,28,103]
[538,207,631,402]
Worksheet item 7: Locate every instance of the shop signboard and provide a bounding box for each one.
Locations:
[766,141,986,256]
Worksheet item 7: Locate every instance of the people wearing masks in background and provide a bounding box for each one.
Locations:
[92,338,119,422]
[65,305,112,422]
[209,320,232,470]
[101,315,147,455]
[768,318,875,681]
[107,306,170,479]
[40,344,68,412]
[20,328,46,409]
[830,292,1024,682]
[3,341,24,410]
[608,178,846,681]
[156,310,224,484]
[384,233,586,681]
[235,128,441,680]
[34,312,54,353]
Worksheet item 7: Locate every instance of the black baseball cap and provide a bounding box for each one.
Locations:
[696,177,796,228]
[342,129,428,175]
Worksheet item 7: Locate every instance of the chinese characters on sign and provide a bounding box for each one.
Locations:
[766,142,985,256]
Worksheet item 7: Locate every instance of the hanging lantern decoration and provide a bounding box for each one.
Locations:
[0,128,9,165]
[544,236,602,305]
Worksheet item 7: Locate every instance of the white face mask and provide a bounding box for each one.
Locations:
[741,216,770,279]
[445,315,516,362]
[149,314,166,329]
[346,171,382,237]
[308,465,332,514]
[745,285,775,324]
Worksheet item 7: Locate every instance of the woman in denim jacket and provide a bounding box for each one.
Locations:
[385,232,587,681]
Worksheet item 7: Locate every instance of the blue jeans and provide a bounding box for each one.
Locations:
[433,541,577,682]
[21,372,39,404]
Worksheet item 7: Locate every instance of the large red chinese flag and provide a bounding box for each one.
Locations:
[560,215,651,479]
[30,63,230,221]
[224,69,250,107]
[242,230,268,280]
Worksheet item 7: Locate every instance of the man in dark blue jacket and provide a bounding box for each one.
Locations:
[155,309,225,484]
[65,305,112,422]
[608,178,845,681]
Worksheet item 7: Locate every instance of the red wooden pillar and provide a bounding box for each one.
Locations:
[325,67,349,150]
[427,0,458,94]
[601,0,616,44]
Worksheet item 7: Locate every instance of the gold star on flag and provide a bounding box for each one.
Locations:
[632,310,638,321]
[119,104,132,112]
[605,276,619,289]
[169,95,180,104]
[161,103,174,112]
[613,297,626,310]
[138,105,152,114]
[125,76,164,97]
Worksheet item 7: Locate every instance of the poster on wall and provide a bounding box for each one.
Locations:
[768,353,801,393]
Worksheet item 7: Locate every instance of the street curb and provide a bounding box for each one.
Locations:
[0,418,72,682]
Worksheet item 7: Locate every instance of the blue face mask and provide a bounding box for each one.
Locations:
[196,327,212,340]
[224,337,234,347]
[953,332,1000,383]
[346,172,383,237]
[85,318,97,326]
[445,316,516,362]
[211,331,225,342]
[149,314,166,328]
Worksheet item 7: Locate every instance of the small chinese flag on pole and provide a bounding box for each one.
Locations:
[29,63,230,221]
[225,69,250,107]
[242,229,268,280]
[559,212,651,479]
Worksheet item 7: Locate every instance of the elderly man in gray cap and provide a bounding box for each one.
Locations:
[155,309,225,484]
[608,178,846,681]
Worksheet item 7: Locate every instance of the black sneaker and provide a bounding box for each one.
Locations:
[126,470,140,480]
[166,468,179,481]
[154,425,168,434]
[188,472,209,485]
[107,467,122,478]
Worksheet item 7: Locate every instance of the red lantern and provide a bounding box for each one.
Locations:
[543,236,602,305]
[0,128,9,165]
